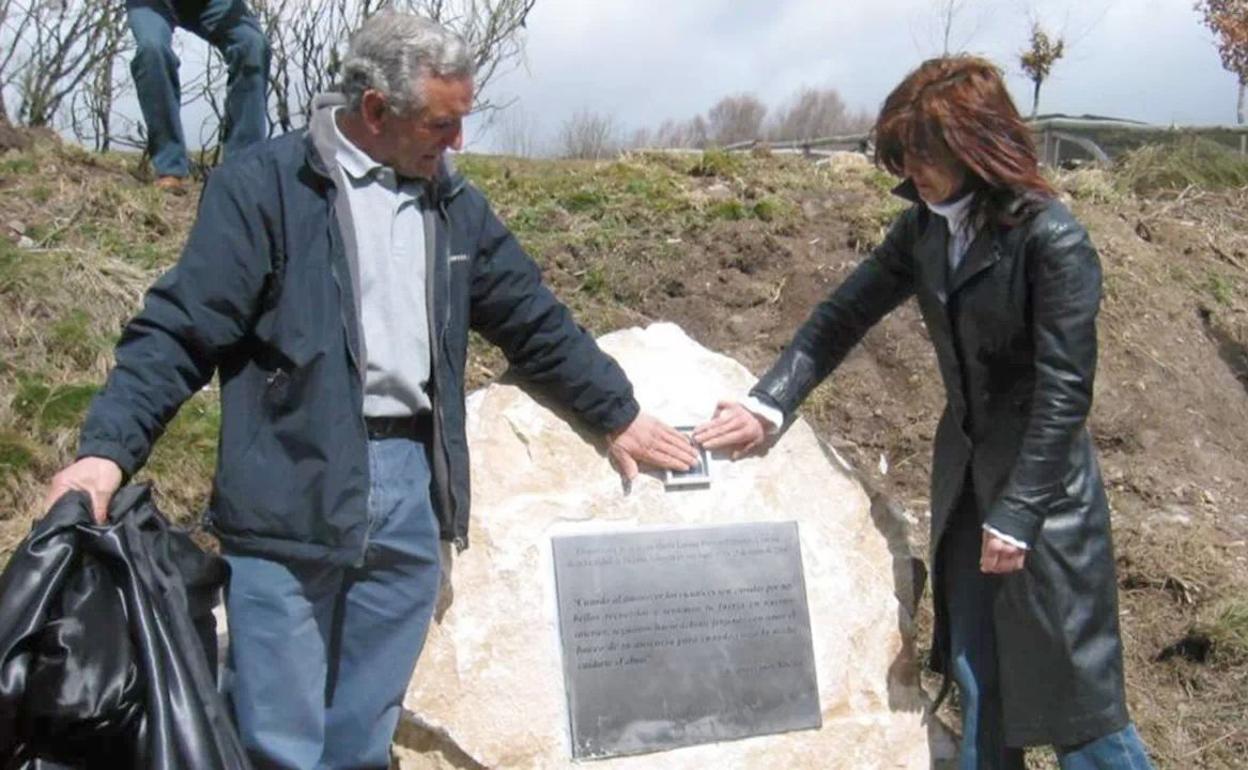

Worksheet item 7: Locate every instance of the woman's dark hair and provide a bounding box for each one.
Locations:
[873,55,1054,225]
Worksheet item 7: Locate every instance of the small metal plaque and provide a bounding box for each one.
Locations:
[552,522,820,760]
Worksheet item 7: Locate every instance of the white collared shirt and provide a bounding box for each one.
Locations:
[326,106,433,417]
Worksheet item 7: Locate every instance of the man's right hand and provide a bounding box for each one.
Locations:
[44,457,123,525]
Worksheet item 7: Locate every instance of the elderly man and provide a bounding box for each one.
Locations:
[45,12,696,769]
[126,0,270,189]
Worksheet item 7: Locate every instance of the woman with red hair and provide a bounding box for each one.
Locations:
[695,57,1153,769]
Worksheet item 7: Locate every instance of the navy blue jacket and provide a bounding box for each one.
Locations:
[78,131,639,565]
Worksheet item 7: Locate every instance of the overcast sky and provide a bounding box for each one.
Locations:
[462,0,1240,152]
[32,0,1235,153]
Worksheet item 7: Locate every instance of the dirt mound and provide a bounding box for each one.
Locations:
[0,143,1244,767]
[0,122,58,154]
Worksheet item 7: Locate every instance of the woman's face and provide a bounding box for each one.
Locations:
[904,146,968,204]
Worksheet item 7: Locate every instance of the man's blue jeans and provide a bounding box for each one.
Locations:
[223,437,442,770]
[126,0,270,177]
[943,505,1154,770]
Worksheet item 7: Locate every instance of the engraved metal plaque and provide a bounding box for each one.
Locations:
[551,522,820,760]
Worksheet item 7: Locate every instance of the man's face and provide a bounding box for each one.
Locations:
[376,75,474,179]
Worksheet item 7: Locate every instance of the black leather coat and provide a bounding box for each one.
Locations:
[751,185,1128,747]
[0,487,250,769]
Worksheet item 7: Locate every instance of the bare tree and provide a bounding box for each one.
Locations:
[2,0,125,128]
[67,2,132,151]
[769,87,871,142]
[1198,0,1248,124]
[0,0,30,125]
[493,103,541,156]
[400,0,535,114]
[922,0,985,54]
[706,93,766,146]
[558,109,617,160]
[650,116,708,149]
[1018,22,1065,118]
[191,38,231,167]
[251,0,534,135]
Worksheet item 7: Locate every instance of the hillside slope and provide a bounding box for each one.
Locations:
[1,139,1246,768]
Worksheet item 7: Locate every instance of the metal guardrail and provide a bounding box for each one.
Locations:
[711,119,1248,166]
[721,134,870,154]
[1030,118,1248,166]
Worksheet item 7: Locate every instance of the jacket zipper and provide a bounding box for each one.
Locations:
[325,218,373,567]
[426,198,465,553]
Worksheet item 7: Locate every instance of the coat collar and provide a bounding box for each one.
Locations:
[892,177,1002,301]
[302,92,468,206]
[950,228,1001,294]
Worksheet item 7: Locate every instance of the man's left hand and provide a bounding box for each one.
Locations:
[980,530,1027,574]
[606,413,700,483]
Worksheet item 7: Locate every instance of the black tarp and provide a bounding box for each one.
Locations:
[0,485,251,769]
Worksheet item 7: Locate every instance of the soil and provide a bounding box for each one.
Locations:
[1,144,1245,768]
[486,157,1248,768]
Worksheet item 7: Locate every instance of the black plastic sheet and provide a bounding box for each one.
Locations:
[0,486,251,769]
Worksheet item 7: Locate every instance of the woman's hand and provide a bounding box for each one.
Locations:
[692,401,771,460]
[980,530,1027,574]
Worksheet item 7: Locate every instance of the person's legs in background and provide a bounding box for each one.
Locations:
[125,1,189,180]
[184,0,270,156]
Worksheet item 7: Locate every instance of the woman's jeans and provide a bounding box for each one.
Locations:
[125,0,270,177]
[943,500,1154,770]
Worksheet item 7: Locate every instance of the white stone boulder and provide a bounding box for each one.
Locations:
[397,323,950,769]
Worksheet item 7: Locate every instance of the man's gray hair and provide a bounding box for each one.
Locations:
[339,12,474,114]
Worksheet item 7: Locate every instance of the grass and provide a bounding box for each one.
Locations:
[751,198,783,222]
[50,309,105,368]
[2,137,1248,767]
[1207,273,1235,306]
[1208,600,1248,663]
[1116,137,1248,196]
[12,376,101,432]
[689,148,743,179]
[561,188,608,214]
[0,430,40,480]
[141,394,220,485]
[0,155,37,175]
[710,199,748,220]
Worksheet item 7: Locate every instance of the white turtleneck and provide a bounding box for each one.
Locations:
[927,191,977,274]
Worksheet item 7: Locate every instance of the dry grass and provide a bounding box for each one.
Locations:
[1,137,1246,767]
[1116,137,1248,197]
[0,138,213,545]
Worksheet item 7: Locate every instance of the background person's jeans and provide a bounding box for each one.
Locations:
[224,437,442,770]
[943,501,1154,770]
[126,0,269,177]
